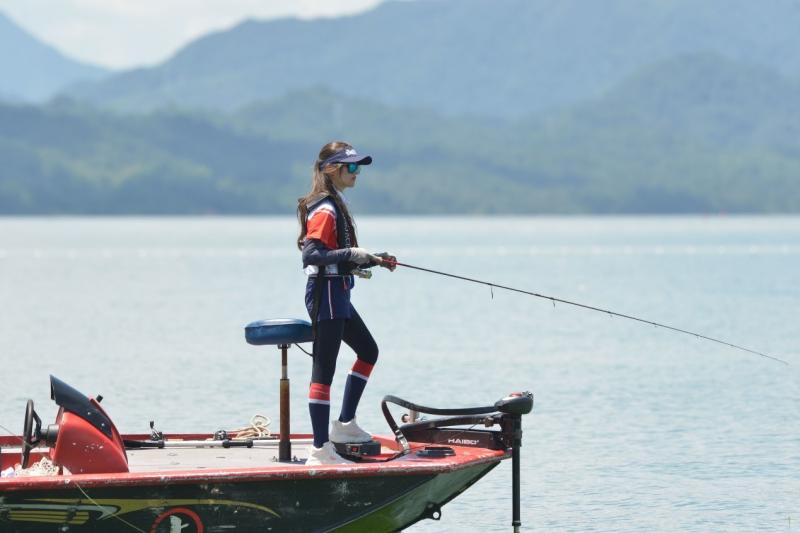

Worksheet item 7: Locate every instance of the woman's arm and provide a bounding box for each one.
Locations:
[302,239,382,268]
[302,239,352,267]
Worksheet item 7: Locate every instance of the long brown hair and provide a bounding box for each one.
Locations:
[296,141,358,250]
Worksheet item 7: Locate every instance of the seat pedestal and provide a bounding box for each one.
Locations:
[244,319,313,462]
[278,344,291,461]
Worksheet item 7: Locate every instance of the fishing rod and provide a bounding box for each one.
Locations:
[389,260,788,366]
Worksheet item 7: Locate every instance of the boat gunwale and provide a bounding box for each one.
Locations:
[0,434,509,491]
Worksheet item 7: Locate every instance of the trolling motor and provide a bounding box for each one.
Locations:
[381,391,534,532]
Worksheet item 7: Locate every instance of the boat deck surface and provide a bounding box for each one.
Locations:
[1,437,380,473]
[126,439,361,471]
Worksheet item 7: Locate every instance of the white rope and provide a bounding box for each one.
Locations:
[230,414,272,440]
[13,457,60,477]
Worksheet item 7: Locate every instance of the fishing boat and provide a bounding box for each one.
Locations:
[0,318,533,532]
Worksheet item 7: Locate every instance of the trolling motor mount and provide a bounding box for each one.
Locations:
[381,391,533,532]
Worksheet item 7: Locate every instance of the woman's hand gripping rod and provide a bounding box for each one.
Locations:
[351,252,397,279]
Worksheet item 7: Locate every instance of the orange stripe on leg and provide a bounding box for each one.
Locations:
[309,382,331,401]
[351,360,374,379]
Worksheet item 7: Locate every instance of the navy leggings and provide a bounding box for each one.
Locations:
[312,306,378,385]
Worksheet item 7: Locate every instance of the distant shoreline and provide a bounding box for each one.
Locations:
[2,213,799,219]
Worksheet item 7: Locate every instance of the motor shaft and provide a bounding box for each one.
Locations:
[511,414,522,532]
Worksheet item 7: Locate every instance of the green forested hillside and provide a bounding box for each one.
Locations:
[500,54,800,212]
[3,55,800,214]
[0,101,310,213]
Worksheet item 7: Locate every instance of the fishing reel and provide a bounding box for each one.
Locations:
[351,269,372,279]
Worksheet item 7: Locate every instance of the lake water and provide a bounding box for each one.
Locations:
[1,216,798,532]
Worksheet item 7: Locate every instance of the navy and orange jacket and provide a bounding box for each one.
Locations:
[301,194,359,277]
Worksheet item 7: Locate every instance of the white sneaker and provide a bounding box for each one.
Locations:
[306,441,353,466]
[329,417,372,443]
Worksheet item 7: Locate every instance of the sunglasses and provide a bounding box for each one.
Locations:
[344,163,361,175]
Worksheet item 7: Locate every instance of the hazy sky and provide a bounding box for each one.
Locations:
[0,0,383,70]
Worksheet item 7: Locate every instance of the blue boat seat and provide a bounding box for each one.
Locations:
[245,318,313,346]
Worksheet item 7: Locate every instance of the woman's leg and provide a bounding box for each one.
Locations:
[309,318,345,447]
[339,305,379,422]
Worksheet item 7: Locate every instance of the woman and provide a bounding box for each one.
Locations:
[297,141,396,465]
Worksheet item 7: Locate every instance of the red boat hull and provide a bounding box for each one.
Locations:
[1,434,505,532]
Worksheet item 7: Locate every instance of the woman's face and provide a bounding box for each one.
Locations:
[331,164,358,190]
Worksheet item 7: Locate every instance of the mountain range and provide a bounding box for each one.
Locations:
[2,0,800,214]
[63,0,800,117]
[0,11,107,102]
[3,53,800,214]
